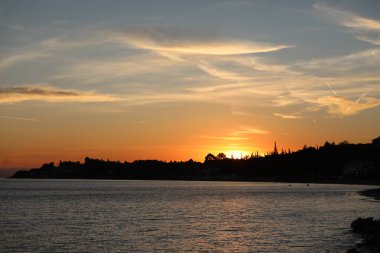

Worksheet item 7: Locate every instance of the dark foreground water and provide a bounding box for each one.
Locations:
[0,179,379,252]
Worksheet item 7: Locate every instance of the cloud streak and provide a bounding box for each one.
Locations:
[314,95,380,116]
[230,126,269,136]
[355,35,380,46]
[273,113,303,119]
[0,115,39,122]
[1,25,378,118]
[314,3,380,47]
[0,51,47,70]
[294,48,380,75]
[197,135,249,141]
[196,126,269,143]
[0,85,120,104]
[197,62,251,81]
[314,3,380,32]
[114,27,292,55]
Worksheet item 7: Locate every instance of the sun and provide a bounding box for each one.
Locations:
[225,150,251,159]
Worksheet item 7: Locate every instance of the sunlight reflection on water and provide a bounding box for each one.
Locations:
[0,179,379,252]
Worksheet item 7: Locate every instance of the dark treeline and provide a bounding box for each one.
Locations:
[12,137,380,184]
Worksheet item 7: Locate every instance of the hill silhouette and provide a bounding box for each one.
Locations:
[11,137,380,184]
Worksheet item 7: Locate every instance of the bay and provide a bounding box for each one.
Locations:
[0,179,379,252]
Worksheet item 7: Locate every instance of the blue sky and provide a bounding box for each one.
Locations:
[1,0,380,167]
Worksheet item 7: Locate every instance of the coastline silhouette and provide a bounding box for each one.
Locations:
[11,137,380,184]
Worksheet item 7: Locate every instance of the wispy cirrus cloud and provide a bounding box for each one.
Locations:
[52,53,183,85]
[197,135,249,141]
[0,51,47,70]
[0,35,111,70]
[293,48,380,76]
[0,85,120,104]
[197,62,251,81]
[273,113,303,119]
[40,37,99,50]
[314,3,380,46]
[312,95,380,116]
[2,25,378,118]
[196,126,269,143]
[314,3,380,32]
[355,35,380,46]
[193,56,298,82]
[0,115,39,122]
[230,126,269,136]
[113,27,292,56]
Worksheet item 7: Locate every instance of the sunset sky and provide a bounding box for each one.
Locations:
[1,0,380,168]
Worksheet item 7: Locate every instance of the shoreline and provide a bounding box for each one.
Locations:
[2,176,380,188]
[7,175,380,187]
[359,188,380,200]
[347,188,380,253]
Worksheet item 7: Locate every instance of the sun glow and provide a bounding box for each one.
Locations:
[225,150,251,159]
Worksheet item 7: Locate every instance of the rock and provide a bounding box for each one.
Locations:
[351,217,374,231]
[346,248,360,253]
[350,217,380,251]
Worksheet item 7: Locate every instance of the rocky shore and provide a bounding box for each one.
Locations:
[347,189,380,253]
[360,188,380,201]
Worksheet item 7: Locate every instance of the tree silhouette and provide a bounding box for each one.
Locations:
[205,153,217,161]
[216,153,227,160]
[273,142,278,155]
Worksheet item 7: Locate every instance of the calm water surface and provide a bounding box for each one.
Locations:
[0,179,379,252]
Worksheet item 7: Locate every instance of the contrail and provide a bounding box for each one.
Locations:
[326,82,337,96]
[0,115,39,122]
[356,87,373,104]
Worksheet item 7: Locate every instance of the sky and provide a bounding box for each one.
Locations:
[1,0,380,168]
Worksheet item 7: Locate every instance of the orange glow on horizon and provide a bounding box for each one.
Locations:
[224,150,252,159]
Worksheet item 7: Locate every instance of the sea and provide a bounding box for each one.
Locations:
[0,179,379,252]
